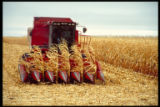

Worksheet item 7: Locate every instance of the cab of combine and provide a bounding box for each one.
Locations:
[28,17,86,49]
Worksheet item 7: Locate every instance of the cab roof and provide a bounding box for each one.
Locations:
[34,17,73,23]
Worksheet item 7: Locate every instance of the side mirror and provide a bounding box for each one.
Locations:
[83,27,87,33]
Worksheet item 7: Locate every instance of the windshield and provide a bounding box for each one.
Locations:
[52,25,75,47]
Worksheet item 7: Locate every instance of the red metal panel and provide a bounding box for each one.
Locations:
[31,27,49,46]
[31,17,76,47]
[18,64,28,82]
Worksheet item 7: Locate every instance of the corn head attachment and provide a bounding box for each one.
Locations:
[18,17,105,84]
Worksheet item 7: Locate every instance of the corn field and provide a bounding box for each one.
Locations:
[91,36,158,76]
[3,36,158,106]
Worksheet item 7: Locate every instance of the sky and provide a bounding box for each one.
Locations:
[3,2,158,37]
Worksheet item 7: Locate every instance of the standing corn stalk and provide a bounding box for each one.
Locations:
[29,46,44,74]
[80,36,97,83]
[82,46,97,75]
[58,39,70,82]
[45,44,59,82]
[70,44,83,82]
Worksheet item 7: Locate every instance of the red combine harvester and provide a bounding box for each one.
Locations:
[18,17,105,84]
